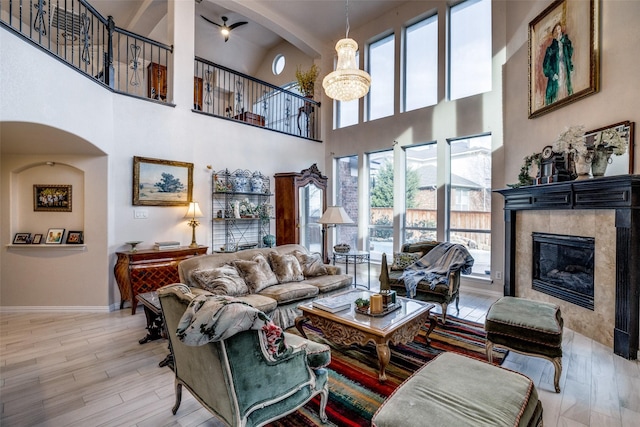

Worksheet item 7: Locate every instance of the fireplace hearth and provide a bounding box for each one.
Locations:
[532,232,594,310]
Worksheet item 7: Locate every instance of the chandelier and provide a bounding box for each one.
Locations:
[322,0,371,102]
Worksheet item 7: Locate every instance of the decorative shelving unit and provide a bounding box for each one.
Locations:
[211,169,272,252]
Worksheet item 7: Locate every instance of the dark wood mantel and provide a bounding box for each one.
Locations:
[495,175,640,359]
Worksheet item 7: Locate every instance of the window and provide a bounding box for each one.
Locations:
[404,143,437,243]
[368,150,394,261]
[272,54,285,75]
[368,34,395,121]
[449,0,492,100]
[335,156,359,248]
[404,15,438,111]
[336,51,360,129]
[447,135,491,277]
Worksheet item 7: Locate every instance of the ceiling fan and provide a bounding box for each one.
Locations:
[201,15,248,42]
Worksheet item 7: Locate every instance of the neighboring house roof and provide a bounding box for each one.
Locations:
[415,166,483,190]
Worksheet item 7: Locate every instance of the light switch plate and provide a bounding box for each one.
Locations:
[134,209,148,219]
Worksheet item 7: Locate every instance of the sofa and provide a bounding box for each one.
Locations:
[178,244,353,329]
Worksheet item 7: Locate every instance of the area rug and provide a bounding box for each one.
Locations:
[268,316,508,427]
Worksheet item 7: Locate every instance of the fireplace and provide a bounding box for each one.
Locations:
[532,232,594,310]
[496,176,640,360]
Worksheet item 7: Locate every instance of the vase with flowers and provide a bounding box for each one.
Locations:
[589,128,627,177]
[553,125,592,180]
[295,64,319,99]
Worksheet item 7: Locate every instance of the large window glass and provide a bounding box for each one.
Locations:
[404,143,437,242]
[368,150,394,262]
[368,34,395,121]
[404,15,438,111]
[335,156,359,249]
[449,0,492,100]
[447,134,492,277]
[336,52,360,129]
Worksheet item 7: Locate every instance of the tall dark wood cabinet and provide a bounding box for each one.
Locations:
[274,164,327,258]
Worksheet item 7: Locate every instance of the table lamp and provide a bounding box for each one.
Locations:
[318,206,354,262]
[184,201,204,248]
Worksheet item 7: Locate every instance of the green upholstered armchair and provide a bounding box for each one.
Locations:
[380,241,463,323]
[158,284,330,427]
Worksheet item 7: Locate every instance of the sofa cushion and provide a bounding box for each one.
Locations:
[233,294,278,314]
[293,250,328,277]
[233,253,278,293]
[190,265,249,296]
[269,252,304,283]
[258,282,319,305]
[302,274,353,293]
[390,252,421,271]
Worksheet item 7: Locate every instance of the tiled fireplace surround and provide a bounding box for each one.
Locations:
[497,176,639,360]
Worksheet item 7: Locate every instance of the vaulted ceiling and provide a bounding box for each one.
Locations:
[89,0,403,73]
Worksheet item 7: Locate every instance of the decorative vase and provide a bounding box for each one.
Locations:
[263,234,276,248]
[573,152,593,180]
[250,173,263,193]
[232,173,248,192]
[591,148,612,177]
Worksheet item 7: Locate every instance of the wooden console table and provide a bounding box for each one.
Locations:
[114,246,208,314]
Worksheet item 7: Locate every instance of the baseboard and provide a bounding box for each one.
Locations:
[0,305,112,313]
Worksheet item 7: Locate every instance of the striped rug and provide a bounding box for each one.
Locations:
[269,316,507,427]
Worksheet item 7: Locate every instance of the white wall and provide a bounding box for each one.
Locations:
[0,24,325,309]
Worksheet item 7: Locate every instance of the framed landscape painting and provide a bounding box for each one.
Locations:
[528,0,599,118]
[133,156,193,206]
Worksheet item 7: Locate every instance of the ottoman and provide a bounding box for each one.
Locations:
[372,352,543,427]
[485,296,563,392]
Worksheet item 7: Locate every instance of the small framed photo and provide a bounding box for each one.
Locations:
[34,184,72,212]
[32,234,43,244]
[45,228,66,244]
[13,233,31,244]
[66,231,84,244]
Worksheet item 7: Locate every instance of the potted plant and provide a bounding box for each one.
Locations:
[295,64,319,98]
[355,298,370,313]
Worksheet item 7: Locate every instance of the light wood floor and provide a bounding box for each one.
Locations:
[1,274,639,426]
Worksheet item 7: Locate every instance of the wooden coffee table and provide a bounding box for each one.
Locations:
[296,290,435,382]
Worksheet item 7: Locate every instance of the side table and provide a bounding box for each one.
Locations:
[114,245,208,314]
[333,250,370,289]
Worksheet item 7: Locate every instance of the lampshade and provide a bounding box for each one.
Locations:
[318,206,354,225]
[322,38,371,102]
[184,201,204,219]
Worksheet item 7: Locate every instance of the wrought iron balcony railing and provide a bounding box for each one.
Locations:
[1,0,320,140]
[194,57,320,140]
[1,0,172,101]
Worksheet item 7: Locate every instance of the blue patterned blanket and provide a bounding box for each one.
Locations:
[400,242,474,298]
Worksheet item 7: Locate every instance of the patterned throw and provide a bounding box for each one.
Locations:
[400,242,474,297]
[176,294,290,361]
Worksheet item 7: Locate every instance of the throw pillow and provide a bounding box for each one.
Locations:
[391,252,421,271]
[191,265,249,296]
[293,250,328,277]
[233,253,278,293]
[269,252,304,283]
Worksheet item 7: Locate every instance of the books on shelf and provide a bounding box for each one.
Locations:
[154,241,181,250]
[312,293,354,313]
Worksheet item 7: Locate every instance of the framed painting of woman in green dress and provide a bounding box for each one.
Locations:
[528,0,599,119]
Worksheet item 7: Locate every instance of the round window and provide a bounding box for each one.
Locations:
[272,54,285,75]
